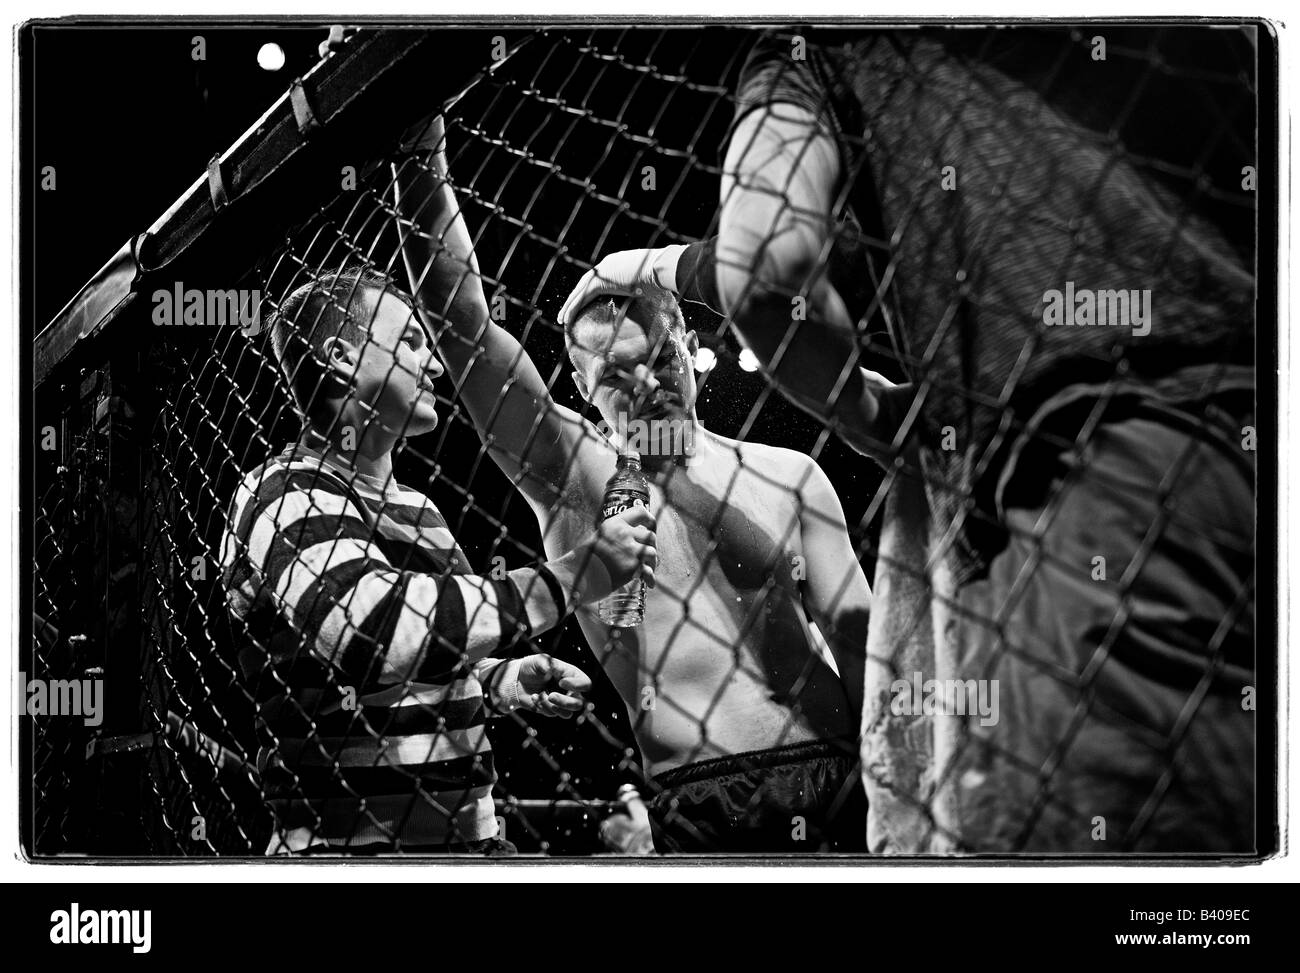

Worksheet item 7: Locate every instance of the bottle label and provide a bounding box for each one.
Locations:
[601,488,649,522]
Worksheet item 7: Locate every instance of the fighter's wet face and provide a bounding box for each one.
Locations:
[569,309,695,428]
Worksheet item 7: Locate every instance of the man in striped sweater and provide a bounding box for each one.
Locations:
[220,265,658,855]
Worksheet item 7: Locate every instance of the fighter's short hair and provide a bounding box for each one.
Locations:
[269,265,414,420]
[565,288,686,362]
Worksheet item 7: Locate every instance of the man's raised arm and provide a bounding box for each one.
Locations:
[558,235,911,465]
[556,107,914,466]
[391,116,595,499]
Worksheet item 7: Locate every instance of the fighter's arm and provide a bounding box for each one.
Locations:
[795,458,869,720]
[558,99,917,465]
[392,117,604,504]
[558,237,913,466]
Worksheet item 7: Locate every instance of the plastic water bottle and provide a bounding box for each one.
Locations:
[598,451,650,627]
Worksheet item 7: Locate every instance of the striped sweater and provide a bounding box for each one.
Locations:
[220,444,559,852]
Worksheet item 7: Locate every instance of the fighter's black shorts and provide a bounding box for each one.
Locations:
[647,738,868,854]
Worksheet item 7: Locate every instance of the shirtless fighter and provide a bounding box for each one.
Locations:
[393,117,871,853]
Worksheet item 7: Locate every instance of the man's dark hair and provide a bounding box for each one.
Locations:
[269,265,414,422]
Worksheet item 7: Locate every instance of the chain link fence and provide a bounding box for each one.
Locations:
[28,23,1262,857]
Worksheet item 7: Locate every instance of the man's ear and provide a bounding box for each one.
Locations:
[684,330,699,358]
[570,368,590,400]
[320,336,360,383]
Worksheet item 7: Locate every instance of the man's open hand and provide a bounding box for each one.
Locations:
[493,654,593,718]
[557,246,686,326]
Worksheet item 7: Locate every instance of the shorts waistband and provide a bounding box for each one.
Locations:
[652,737,858,791]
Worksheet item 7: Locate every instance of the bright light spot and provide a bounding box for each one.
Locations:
[737,348,760,373]
[257,42,286,72]
[693,347,717,373]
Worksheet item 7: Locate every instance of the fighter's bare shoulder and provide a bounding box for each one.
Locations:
[730,438,829,496]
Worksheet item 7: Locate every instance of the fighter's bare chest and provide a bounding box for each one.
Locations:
[644,470,802,592]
